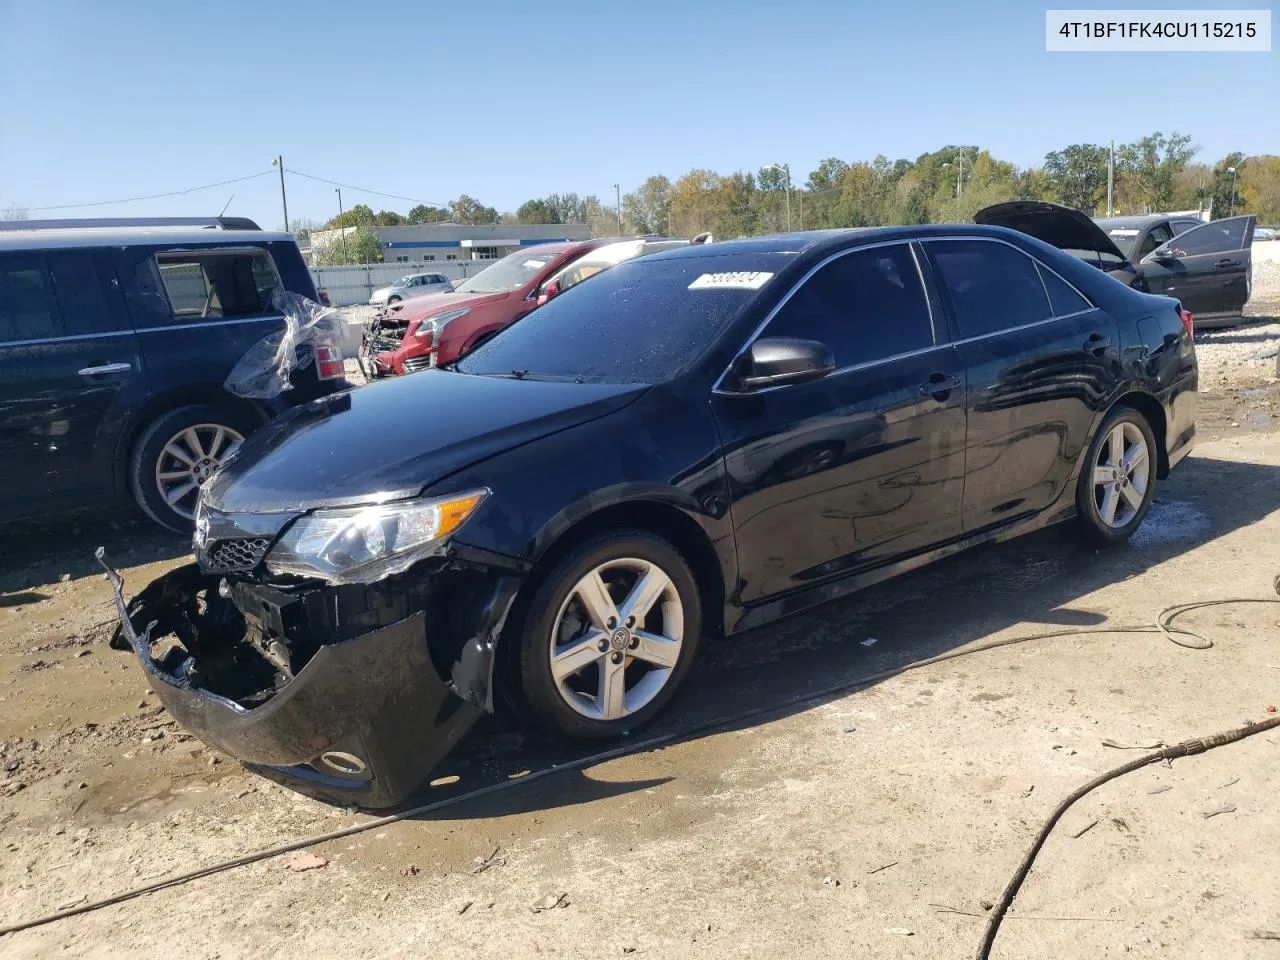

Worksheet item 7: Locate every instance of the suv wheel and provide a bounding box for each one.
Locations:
[1075,405,1158,545]
[131,405,256,533]
[518,532,701,741]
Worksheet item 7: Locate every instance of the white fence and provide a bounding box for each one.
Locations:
[310,261,491,306]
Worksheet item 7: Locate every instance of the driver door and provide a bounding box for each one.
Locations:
[1140,216,1256,321]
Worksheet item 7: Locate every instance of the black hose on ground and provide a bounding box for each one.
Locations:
[1,591,1277,939]
[976,715,1280,960]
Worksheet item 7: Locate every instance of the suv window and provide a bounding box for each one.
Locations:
[1137,224,1173,259]
[1035,263,1092,317]
[154,249,279,320]
[0,255,59,343]
[763,244,933,368]
[926,240,1050,340]
[1171,219,1201,235]
[45,251,120,336]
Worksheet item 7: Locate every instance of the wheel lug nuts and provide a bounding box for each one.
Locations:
[607,617,616,629]
[610,652,622,664]
[626,616,635,627]
[598,639,608,652]
[629,637,639,649]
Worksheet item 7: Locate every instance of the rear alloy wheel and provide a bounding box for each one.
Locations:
[1075,406,1157,544]
[387,294,402,303]
[518,533,701,741]
[131,405,254,533]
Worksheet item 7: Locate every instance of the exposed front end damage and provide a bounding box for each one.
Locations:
[100,548,521,808]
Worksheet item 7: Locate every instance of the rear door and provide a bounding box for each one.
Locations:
[1139,215,1256,320]
[922,238,1115,534]
[712,241,967,603]
[0,249,146,516]
[121,244,286,404]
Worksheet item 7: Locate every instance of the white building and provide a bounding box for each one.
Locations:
[311,222,591,264]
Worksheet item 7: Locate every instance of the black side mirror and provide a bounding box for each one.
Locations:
[733,337,835,391]
[1151,248,1179,263]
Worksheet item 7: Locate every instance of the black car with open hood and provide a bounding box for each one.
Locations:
[976,200,1255,327]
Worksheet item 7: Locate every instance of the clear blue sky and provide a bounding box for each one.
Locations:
[1,0,1276,228]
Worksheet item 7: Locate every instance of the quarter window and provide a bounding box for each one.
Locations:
[154,249,280,320]
[926,240,1050,339]
[1035,263,1091,317]
[0,255,59,343]
[763,244,934,368]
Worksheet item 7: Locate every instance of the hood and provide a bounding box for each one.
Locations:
[975,201,1129,262]
[203,371,646,513]
[390,289,508,322]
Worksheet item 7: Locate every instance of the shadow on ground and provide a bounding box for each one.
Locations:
[399,453,1280,820]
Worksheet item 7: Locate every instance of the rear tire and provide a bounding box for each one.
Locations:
[387,294,402,303]
[1074,405,1158,545]
[517,531,701,742]
[130,405,257,533]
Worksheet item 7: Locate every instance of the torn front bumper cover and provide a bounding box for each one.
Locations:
[99,552,493,808]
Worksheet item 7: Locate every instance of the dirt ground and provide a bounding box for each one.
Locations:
[3,325,1280,958]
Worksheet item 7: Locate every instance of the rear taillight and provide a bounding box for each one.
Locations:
[316,343,344,380]
[1179,307,1194,340]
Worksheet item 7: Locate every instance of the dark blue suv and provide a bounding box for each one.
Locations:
[0,216,348,533]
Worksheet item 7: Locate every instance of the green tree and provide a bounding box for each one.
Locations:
[325,203,374,229]
[372,210,405,226]
[449,195,499,224]
[1207,153,1245,218]
[407,204,450,224]
[516,198,562,224]
[314,226,383,265]
[622,176,673,234]
[1240,155,1280,223]
[1116,132,1197,212]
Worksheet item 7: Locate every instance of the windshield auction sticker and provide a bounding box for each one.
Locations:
[1046,9,1270,50]
[689,272,774,290]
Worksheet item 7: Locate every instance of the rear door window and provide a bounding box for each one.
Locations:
[45,251,123,336]
[1156,217,1253,257]
[1035,263,1092,317]
[762,243,934,368]
[0,255,60,342]
[926,240,1051,340]
[154,249,280,321]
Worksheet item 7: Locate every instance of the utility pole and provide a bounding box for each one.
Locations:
[1227,166,1238,215]
[764,163,792,231]
[1106,140,1114,216]
[334,187,347,263]
[956,150,964,200]
[271,155,289,232]
[613,183,622,233]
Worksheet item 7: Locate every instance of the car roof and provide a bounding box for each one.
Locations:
[643,223,1036,263]
[1092,215,1178,230]
[0,226,295,252]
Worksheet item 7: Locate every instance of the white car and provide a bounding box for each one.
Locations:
[369,272,453,305]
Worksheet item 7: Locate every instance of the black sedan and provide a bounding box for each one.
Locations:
[977,200,1255,328]
[107,224,1197,807]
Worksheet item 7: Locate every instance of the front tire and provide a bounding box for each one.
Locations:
[1075,405,1158,545]
[518,532,702,741]
[131,405,256,533]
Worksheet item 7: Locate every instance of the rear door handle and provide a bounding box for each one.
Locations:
[78,362,133,376]
[1214,258,1242,268]
[1084,333,1112,355]
[918,372,961,399]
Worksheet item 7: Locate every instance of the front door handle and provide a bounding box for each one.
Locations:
[1083,333,1112,355]
[78,362,133,376]
[918,372,961,400]
[1214,258,1242,268]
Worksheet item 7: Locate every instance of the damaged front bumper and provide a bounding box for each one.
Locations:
[99,549,521,809]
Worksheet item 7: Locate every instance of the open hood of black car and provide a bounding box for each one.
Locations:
[203,372,646,513]
[975,200,1130,263]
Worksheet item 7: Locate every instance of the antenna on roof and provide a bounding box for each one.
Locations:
[218,194,235,218]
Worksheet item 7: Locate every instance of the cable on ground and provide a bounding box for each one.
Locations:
[1,589,1277,940]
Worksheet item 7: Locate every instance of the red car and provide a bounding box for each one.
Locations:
[360,240,612,377]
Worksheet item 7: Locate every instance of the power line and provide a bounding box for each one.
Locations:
[28,170,275,211]
[286,169,449,209]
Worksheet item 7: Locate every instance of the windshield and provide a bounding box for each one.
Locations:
[457,254,789,384]
[455,250,559,294]
[1103,228,1140,257]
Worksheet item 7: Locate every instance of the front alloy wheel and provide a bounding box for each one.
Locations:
[517,532,701,740]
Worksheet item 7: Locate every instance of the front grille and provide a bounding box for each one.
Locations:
[402,355,432,373]
[204,537,271,573]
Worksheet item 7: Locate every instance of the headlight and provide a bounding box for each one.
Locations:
[264,489,488,584]
[414,306,471,338]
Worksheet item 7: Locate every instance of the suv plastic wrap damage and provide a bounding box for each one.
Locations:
[224,290,347,399]
[100,544,524,808]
